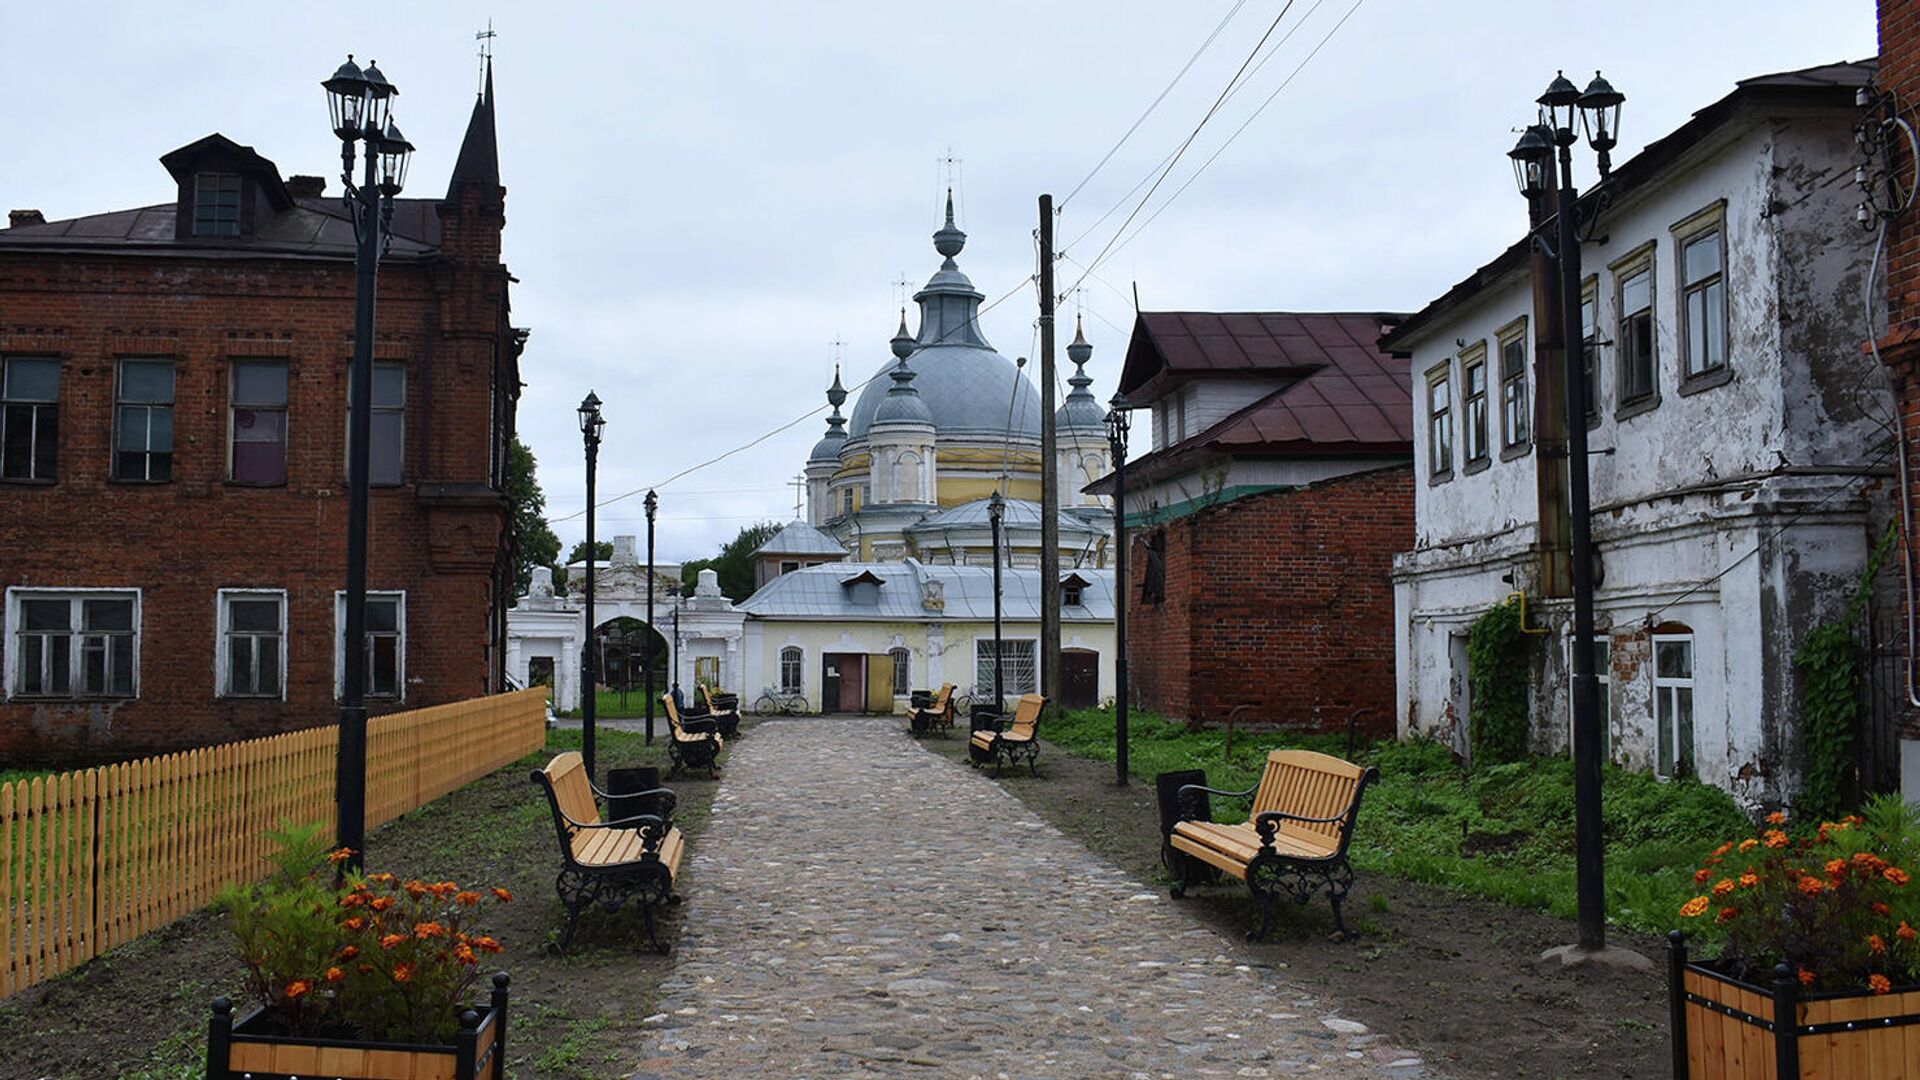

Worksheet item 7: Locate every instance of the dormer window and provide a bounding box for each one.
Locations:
[1061,572,1092,608]
[194,172,242,237]
[841,570,884,606]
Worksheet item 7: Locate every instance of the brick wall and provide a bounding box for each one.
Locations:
[0,187,513,763]
[1879,0,1920,741]
[1126,464,1412,737]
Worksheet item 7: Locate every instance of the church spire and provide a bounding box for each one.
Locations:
[445,57,499,199]
[913,189,989,350]
[932,188,966,266]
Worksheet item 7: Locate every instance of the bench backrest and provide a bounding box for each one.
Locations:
[1009,693,1046,739]
[699,684,732,712]
[932,683,955,711]
[661,692,687,734]
[1249,749,1371,851]
[531,752,601,862]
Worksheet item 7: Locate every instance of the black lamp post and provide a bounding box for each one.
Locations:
[324,55,413,872]
[578,392,605,781]
[1105,393,1131,787]
[988,489,1006,712]
[644,488,658,745]
[1508,70,1624,957]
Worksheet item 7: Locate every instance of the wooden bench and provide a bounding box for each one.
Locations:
[968,693,1047,775]
[660,693,724,778]
[1169,748,1377,939]
[697,684,742,739]
[908,683,956,737]
[530,751,684,953]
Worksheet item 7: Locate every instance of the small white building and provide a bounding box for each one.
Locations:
[1386,60,1892,805]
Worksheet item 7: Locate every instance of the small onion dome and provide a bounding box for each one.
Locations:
[1056,316,1104,432]
[932,188,966,263]
[873,357,934,426]
[1066,313,1093,366]
[891,309,915,361]
[826,364,849,410]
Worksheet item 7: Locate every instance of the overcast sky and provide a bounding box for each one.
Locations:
[3,2,1876,563]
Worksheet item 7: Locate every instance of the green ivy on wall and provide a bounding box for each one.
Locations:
[1793,523,1897,820]
[1468,597,1534,766]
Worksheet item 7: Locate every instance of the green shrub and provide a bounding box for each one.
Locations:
[1466,599,1533,765]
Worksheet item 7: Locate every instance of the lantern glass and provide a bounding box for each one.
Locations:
[1579,72,1625,151]
[323,56,369,140]
[1508,126,1552,197]
[1537,70,1581,136]
[362,61,396,133]
[578,392,602,436]
[375,121,413,195]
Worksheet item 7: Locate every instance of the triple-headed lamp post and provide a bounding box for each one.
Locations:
[578,392,606,781]
[988,490,1006,712]
[323,55,414,872]
[1507,70,1624,957]
[1105,394,1131,787]
[645,488,658,745]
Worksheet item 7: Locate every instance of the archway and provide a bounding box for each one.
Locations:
[592,616,670,717]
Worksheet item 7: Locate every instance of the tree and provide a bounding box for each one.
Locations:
[680,522,781,600]
[504,438,561,597]
[566,539,615,565]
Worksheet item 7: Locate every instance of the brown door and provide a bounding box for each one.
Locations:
[824,653,865,713]
[1063,649,1099,709]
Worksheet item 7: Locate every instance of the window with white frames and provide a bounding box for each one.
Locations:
[779,646,803,693]
[218,590,286,698]
[7,589,138,699]
[1653,631,1695,779]
[1498,319,1528,450]
[975,638,1038,697]
[1566,635,1610,759]
[1461,346,1489,465]
[1678,222,1727,379]
[890,646,911,696]
[334,591,405,699]
[1426,365,1452,479]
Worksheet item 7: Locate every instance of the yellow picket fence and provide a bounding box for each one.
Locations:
[0,687,548,998]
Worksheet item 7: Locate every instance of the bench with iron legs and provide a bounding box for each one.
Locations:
[531,751,684,954]
[968,693,1047,776]
[696,684,742,739]
[909,683,956,737]
[1169,748,1377,939]
[660,693,724,778]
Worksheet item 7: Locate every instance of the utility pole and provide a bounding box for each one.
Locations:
[1038,193,1061,705]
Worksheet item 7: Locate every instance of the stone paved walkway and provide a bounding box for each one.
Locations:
[630,717,1430,1079]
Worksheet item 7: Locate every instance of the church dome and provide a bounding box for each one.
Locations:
[846,194,1041,444]
[1055,315,1106,433]
[809,367,850,463]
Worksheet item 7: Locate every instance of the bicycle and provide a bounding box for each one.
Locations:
[752,687,808,715]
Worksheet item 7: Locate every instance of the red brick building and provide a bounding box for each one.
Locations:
[0,71,523,763]
[1093,312,1412,736]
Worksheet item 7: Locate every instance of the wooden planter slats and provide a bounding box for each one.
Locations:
[1670,932,1920,1078]
[208,972,508,1080]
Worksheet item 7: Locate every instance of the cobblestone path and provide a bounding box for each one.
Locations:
[631,718,1430,1079]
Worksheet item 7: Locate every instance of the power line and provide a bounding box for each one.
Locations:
[1059,0,1249,209]
[1060,0,1299,302]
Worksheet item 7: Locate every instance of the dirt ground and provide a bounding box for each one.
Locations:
[916,732,1673,1080]
[0,726,725,1080]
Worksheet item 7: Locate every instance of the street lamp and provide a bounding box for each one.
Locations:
[1104,393,1131,787]
[1509,70,1626,960]
[988,489,1006,713]
[578,392,605,782]
[644,488,658,746]
[325,54,414,873]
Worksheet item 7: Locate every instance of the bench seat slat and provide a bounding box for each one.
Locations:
[1171,820,1338,863]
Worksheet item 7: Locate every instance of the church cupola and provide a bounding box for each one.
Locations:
[806,366,851,525]
[867,312,938,506]
[1055,315,1109,508]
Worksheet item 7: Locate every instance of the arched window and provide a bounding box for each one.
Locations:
[779,646,803,694]
[890,646,911,695]
[897,452,921,503]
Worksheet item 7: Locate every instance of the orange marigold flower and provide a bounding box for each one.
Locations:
[1901,922,1918,942]
[1871,974,1893,995]
[357,963,374,974]
[1739,839,1759,853]
[1798,876,1826,896]
[380,933,406,951]
[327,847,354,865]
[1766,811,1788,825]
[339,893,365,908]
[1765,830,1790,849]
[1739,872,1760,889]
[491,888,514,903]
[325,966,345,983]
[370,896,395,912]
[1827,859,1848,878]
[1888,867,1912,887]
[1873,902,1892,917]
[454,943,478,965]
[369,872,397,885]
[1716,907,1738,924]
[1680,896,1712,918]
[413,921,447,940]
[455,891,482,907]
[1870,934,1888,954]
[404,880,430,899]
[1712,842,1734,857]
[1694,868,1712,884]
[341,917,365,931]
[285,980,311,999]
[1711,878,1735,897]
[433,881,459,899]
[338,944,360,959]
[1798,968,1817,987]
[392,962,415,983]
[473,935,503,953]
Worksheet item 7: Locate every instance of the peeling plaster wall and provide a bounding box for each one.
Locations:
[1393,107,1890,804]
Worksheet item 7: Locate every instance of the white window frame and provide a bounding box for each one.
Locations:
[216,588,288,700]
[1496,318,1529,451]
[975,637,1039,697]
[1652,632,1695,780]
[779,645,804,694]
[1460,343,1489,465]
[1426,363,1452,479]
[4,587,142,700]
[333,590,407,700]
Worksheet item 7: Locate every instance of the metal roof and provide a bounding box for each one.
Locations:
[753,519,850,557]
[905,496,1108,538]
[737,560,1114,622]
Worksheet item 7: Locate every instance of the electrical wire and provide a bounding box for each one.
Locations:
[1059,0,1249,209]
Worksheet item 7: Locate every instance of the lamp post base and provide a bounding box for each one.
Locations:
[1536,943,1652,972]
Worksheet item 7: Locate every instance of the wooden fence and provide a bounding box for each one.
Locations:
[0,687,548,998]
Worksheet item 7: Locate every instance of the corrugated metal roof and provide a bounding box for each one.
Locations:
[737,561,1114,622]
[753,519,850,557]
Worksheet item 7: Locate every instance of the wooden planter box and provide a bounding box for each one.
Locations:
[207,972,509,1080]
[1669,933,1920,1078]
